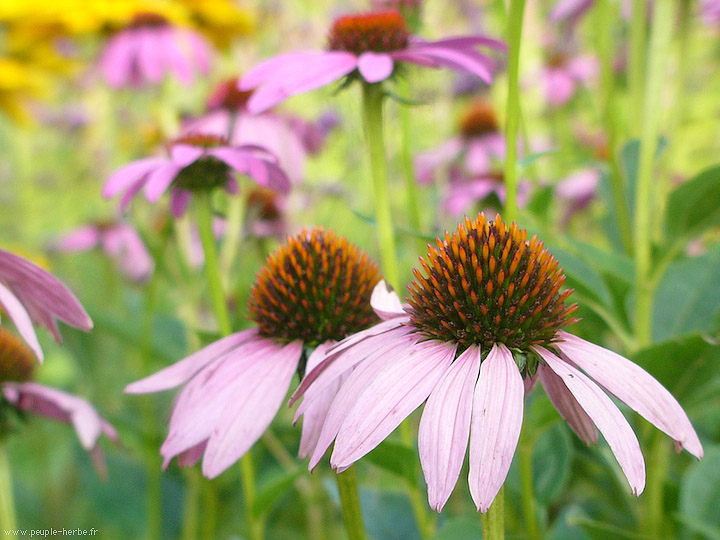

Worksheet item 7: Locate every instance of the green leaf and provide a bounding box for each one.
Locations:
[653,246,720,341]
[564,238,634,284]
[679,445,720,534]
[533,423,572,504]
[365,440,417,484]
[631,333,720,404]
[546,246,612,306]
[251,468,302,518]
[430,517,483,540]
[666,165,720,239]
[360,488,420,540]
[518,150,560,170]
[568,515,651,540]
[675,514,720,540]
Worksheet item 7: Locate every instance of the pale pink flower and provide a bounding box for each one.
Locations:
[51,221,154,282]
[98,13,212,89]
[239,10,505,113]
[103,134,290,218]
[541,51,598,107]
[292,214,702,513]
[126,228,382,477]
[0,249,92,362]
[556,167,601,225]
[701,0,720,25]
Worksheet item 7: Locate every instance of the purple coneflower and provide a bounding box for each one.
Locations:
[51,220,154,282]
[103,133,290,217]
[126,228,383,477]
[239,10,505,113]
[0,248,92,362]
[292,214,703,512]
[98,12,212,89]
[0,328,117,476]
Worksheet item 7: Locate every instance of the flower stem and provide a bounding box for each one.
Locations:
[503,0,527,224]
[641,435,671,539]
[361,82,400,291]
[0,445,16,532]
[481,486,505,540]
[335,467,368,540]
[628,0,647,137]
[397,77,423,242]
[633,0,673,348]
[195,192,232,337]
[519,439,541,540]
[195,192,262,540]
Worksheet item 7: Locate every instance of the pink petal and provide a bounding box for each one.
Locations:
[535,346,646,495]
[468,343,525,513]
[331,340,457,470]
[177,441,207,468]
[557,332,703,459]
[126,329,258,394]
[161,29,194,85]
[404,45,494,82]
[305,330,421,469]
[103,158,165,198]
[170,144,204,167]
[137,29,164,83]
[543,69,576,106]
[201,340,302,477]
[370,280,406,320]
[100,32,137,88]
[53,226,102,252]
[539,364,598,445]
[357,52,395,83]
[170,188,191,218]
[419,345,481,511]
[0,282,43,361]
[240,51,332,89]
[425,36,508,52]
[549,0,594,22]
[144,163,182,203]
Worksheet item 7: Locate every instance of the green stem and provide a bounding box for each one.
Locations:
[400,421,436,539]
[503,0,527,224]
[0,445,16,532]
[181,469,201,540]
[628,0,647,137]
[481,486,505,540]
[597,0,634,255]
[241,452,263,540]
[361,82,400,291]
[200,481,219,540]
[633,0,673,348]
[397,77,423,241]
[195,192,232,337]
[519,440,541,540]
[219,189,247,287]
[335,468,368,540]
[642,436,671,540]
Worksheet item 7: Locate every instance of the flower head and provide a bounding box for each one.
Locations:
[98,12,213,88]
[239,10,506,113]
[0,328,117,476]
[292,214,702,512]
[126,227,382,477]
[103,134,290,217]
[0,248,92,362]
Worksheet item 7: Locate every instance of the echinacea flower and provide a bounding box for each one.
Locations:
[98,12,212,89]
[181,78,337,183]
[103,133,291,218]
[51,220,154,282]
[125,228,383,477]
[541,49,598,107]
[0,328,117,476]
[0,248,92,362]
[239,10,505,114]
[292,214,702,512]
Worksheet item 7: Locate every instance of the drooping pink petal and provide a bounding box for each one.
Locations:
[170,188,191,218]
[535,346,646,495]
[201,340,303,477]
[0,282,43,361]
[419,345,481,511]
[170,144,205,167]
[370,280,405,320]
[177,441,208,468]
[404,45,494,82]
[100,32,137,88]
[160,28,194,85]
[120,179,146,213]
[53,226,102,252]
[424,36,508,52]
[539,363,598,445]
[240,51,331,89]
[137,29,164,83]
[549,0,594,23]
[144,163,182,203]
[306,331,421,469]
[557,331,703,459]
[126,328,258,394]
[468,343,525,513]
[331,340,457,470]
[208,148,291,195]
[357,52,395,83]
[103,158,166,198]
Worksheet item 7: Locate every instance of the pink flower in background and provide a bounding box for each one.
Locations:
[0,249,92,362]
[126,228,382,477]
[541,50,598,107]
[556,167,601,225]
[549,0,595,25]
[240,10,506,113]
[0,329,117,477]
[98,12,212,88]
[51,221,154,282]
[292,215,702,512]
[181,78,338,184]
[701,0,720,25]
[103,134,290,218]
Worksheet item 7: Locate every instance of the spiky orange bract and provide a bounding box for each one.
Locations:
[248,227,382,346]
[460,100,499,138]
[0,328,35,384]
[170,134,230,193]
[328,11,409,55]
[407,214,578,354]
